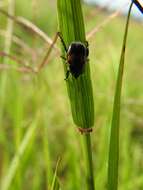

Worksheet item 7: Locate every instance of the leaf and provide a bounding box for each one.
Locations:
[57,0,94,130]
[107,2,133,190]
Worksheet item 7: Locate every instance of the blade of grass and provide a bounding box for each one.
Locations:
[83,134,95,190]
[1,118,38,190]
[0,0,15,185]
[57,0,94,130]
[42,118,53,188]
[0,0,15,123]
[50,157,61,190]
[107,2,133,190]
[57,0,95,190]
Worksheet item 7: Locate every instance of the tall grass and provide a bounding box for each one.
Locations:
[107,2,133,190]
[1,119,38,190]
[0,0,143,189]
[57,0,95,189]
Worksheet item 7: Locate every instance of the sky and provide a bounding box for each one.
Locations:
[84,0,143,20]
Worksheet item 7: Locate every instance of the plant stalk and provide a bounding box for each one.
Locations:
[107,2,133,190]
[84,134,95,190]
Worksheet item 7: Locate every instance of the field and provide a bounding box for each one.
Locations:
[0,0,143,189]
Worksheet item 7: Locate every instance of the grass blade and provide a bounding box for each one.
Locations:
[1,119,38,190]
[50,158,61,190]
[57,0,95,189]
[57,0,94,131]
[107,2,133,190]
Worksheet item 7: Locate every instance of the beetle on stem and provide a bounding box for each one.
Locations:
[57,32,89,80]
[38,32,89,79]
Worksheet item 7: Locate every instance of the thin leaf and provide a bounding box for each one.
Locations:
[57,1,95,190]
[107,2,133,190]
[1,119,38,190]
[57,0,94,130]
[50,158,61,190]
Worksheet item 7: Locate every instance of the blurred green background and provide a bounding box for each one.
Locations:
[0,0,143,189]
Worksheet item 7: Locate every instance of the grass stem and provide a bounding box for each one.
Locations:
[84,134,95,190]
[107,2,133,190]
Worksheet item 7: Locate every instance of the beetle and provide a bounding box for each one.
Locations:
[57,32,89,80]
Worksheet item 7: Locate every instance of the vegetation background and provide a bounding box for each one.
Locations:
[0,0,143,189]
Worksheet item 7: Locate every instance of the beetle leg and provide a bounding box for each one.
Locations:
[57,32,68,52]
[85,41,89,48]
[84,41,89,57]
[60,55,66,60]
[64,70,70,80]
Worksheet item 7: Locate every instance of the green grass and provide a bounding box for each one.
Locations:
[57,1,95,189]
[0,0,143,190]
[107,2,133,190]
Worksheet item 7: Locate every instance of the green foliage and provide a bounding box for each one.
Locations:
[1,119,38,190]
[57,0,94,130]
[107,2,133,190]
[50,158,61,190]
[0,1,143,190]
[57,1,95,190]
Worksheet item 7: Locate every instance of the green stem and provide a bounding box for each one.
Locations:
[107,2,133,190]
[84,134,95,190]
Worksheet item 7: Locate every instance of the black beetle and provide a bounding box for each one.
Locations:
[58,32,89,80]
